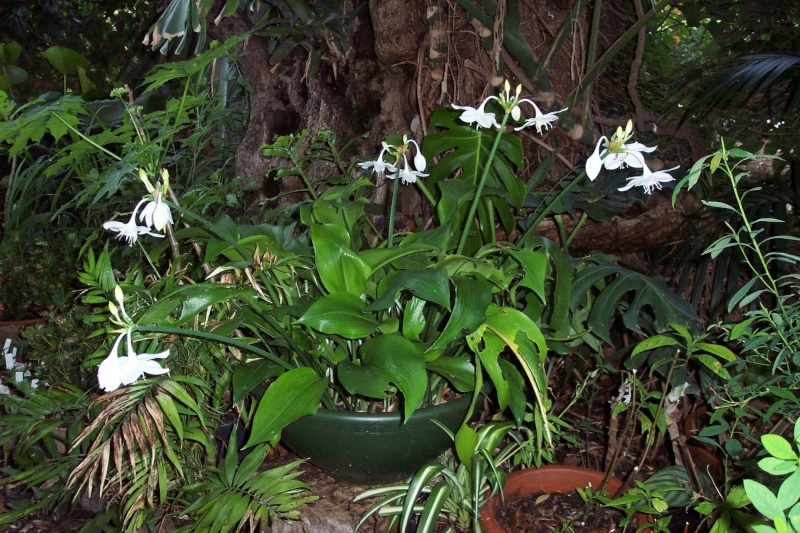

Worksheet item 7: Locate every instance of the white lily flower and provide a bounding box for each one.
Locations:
[103,199,164,246]
[395,154,429,185]
[586,136,657,181]
[452,98,500,129]
[513,100,567,134]
[358,145,397,176]
[618,165,679,195]
[137,168,173,232]
[139,189,173,232]
[97,328,170,392]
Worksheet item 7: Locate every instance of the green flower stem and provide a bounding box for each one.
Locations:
[457,112,511,255]
[566,212,589,248]
[52,114,122,161]
[136,239,162,280]
[387,173,401,248]
[518,168,588,243]
[415,179,436,208]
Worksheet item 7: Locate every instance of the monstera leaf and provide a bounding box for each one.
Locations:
[571,261,696,343]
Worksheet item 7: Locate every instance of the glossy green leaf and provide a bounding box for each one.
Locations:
[296,292,378,339]
[425,356,475,392]
[430,276,491,350]
[246,368,327,447]
[778,471,800,510]
[232,360,284,404]
[763,435,798,462]
[367,267,450,311]
[311,223,370,296]
[340,334,427,419]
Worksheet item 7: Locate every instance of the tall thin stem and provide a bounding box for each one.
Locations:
[387,174,400,248]
[518,169,589,243]
[457,113,511,255]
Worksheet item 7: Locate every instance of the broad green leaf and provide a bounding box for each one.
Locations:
[402,296,426,341]
[695,342,738,362]
[454,423,479,470]
[631,335,680,357]
[341,334,427,420]
[311,223,370,296]
[246,368,327,447]
[763,435,798,462]
[745,479,785,521]
[0,41,21,66]
[429,276,491,350]
[425,356,475,393]
[42,46,90,76]
[571,262,696,342]
[232,360,284,404]
[367,267,450,311]
[694,352,731,379]
[759,458,797,476]
[778,471,800,510]
[296,292,378,339]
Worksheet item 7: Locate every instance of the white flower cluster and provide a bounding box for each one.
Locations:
[102,168,174,245]
[96,286,170,393]
[359,134,428,185]
[452,80,567,134]
[586,121,678,195]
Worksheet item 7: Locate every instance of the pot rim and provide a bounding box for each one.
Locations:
[480,465,651,533]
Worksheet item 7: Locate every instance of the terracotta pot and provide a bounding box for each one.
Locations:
[480,465,651,533]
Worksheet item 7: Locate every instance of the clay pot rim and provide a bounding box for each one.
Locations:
[480,465,651,533]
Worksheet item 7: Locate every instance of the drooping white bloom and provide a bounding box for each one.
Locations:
[97,328,170,393]
[452,98,500,129]
[358,144,397,176]
[103,199,164,246]
[138,168,173,232]
[139,189,173,232]
[618,165,679,195]
[395,154,429,185]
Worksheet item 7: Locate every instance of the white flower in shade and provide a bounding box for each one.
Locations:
[138,168,173,232]
[103,199,164,246]
[618,165,679,195]
[452,99,500,129]
[513,101,567,134]
[358,144,397,176]
[395,156,428,185]
[97,328,170,393]
[586,121,658,181]
[139,189,173,232]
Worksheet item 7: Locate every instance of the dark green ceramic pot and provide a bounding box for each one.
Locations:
[280,394,472,485]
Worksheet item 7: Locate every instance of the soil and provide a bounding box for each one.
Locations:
[496,490,627,533]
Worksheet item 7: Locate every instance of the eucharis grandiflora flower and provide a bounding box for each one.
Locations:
[139,168,173,232]
[97,287,170,392]
[102,198,164,246]
[586,120,657,181]
[618,164,679,195]
[360,135,428,185]
[97,327,170,392]
[452,80,567,133]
